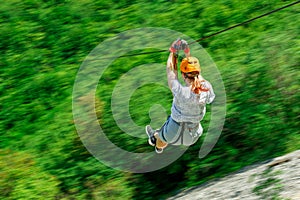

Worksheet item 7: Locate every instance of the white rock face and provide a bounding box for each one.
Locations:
[168,150,300,200]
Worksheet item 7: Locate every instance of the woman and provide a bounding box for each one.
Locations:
[146,39,215,153]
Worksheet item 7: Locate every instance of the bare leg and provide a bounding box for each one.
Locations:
[154,133,168,153]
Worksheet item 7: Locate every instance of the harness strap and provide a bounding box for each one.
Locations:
[169,122,186,145]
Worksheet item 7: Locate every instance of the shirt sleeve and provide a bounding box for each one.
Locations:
[204,81,215,104]
[171,79,181,96]
[167,65,181,95]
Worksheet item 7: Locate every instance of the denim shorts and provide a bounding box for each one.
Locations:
[158,116,203,146]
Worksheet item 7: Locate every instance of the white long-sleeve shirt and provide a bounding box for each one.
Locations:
[170,79,215,123]
[166,53,215,123]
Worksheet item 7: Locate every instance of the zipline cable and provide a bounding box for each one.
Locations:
[190,0,300,44]
[117,0,299,58]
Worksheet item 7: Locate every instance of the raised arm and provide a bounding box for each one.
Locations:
[167,52,178,90]
[167,39,190,90]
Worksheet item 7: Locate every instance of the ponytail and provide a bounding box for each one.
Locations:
[191,75,209,94]
[192,76,202,94]
[183,72,209,94]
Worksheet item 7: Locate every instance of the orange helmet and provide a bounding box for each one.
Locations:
[180,57,201,73]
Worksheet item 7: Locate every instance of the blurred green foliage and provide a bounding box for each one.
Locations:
[0,0,299,199]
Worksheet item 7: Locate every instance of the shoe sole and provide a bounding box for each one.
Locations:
[155,147,163,154]
[148,138,155,146]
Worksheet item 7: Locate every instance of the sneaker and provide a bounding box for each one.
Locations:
[155,146,163,154]
[146,125,156,146]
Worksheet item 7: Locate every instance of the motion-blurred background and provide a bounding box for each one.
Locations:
[0,0,299,199]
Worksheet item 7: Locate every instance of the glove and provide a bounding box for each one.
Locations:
[169,38,190,54]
